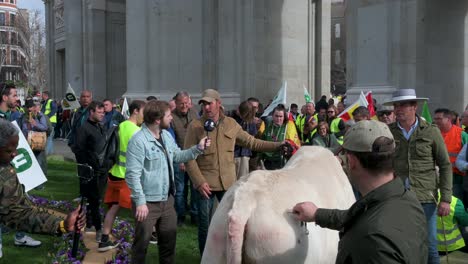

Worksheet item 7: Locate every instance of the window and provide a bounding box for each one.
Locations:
[10,0,14,4]
[11,50,17,65]
[10,14,15,27]
[0,31,7,45]
[10,32,16,44]
[0,13,5,26]
[335,23,341,39]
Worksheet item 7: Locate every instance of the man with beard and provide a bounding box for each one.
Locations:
[75,101,106,242]
[184,89,288,255]
[68,90,93,153]
[126,100,210,263]
[0,83,18,121]
[293,120,428,263]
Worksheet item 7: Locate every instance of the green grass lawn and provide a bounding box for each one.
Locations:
[0,160,201,263]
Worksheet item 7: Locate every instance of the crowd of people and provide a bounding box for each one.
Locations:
[2,82,468,263]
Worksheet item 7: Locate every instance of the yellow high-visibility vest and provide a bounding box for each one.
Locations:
[437,195,465,252]
[109,120,141,178]
[44,99,57,123]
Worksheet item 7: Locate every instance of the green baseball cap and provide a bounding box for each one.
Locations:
[343,120,394,152]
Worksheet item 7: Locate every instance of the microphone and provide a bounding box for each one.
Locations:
[203,119,215,150]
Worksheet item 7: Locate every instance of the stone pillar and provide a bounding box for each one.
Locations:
[64,0,83,93]
[84,0,107,100]
[125,0,148,98]
[126,0,206,101]
[345,0,401,104]
[315,0,331,100]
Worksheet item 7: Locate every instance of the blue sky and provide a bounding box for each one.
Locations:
[17,0,45,13]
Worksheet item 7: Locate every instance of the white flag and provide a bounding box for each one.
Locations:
[62,83,81,110]
[121,97,130,119]
[11,121,47,192]
[261,81,287,117]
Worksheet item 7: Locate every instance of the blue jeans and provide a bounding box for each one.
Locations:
[174,163,187,220]
[198,191,224,256]
[46,126,55,155]
[421,203,439,264]
[174,164,200,222]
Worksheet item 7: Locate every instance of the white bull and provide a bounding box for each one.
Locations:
[201,146,355,264]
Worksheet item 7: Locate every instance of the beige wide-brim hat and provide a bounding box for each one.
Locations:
[383,89,428,106]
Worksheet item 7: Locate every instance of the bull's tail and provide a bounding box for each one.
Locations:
[226,184,257,264]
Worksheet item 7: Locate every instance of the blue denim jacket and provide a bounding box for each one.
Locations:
[126,124,203,206]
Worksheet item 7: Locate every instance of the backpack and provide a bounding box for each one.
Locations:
[98,125,120,171]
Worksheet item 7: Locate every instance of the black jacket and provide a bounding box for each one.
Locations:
[75,119,106,172]
[315,178,428,263]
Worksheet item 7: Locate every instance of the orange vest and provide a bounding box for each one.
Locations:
[441,125,465,176]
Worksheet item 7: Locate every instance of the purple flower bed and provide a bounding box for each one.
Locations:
[31,195,136,264]
[106,217,135,264]
[30,195,87,264]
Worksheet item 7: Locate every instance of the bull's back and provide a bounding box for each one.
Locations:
[202,146,355,264]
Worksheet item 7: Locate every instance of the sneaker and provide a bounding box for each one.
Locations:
[14,235,42,247]
[149,233,158,245]
[96,230,103,243]
[97,240,119,252]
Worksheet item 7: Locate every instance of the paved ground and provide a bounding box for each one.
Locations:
[48,138,76,162]
[443,250,468,263]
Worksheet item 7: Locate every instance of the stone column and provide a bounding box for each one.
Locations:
[125,0,148,98]
[64,0,83,93]
[84,0,107,100]
[315,0,331,100]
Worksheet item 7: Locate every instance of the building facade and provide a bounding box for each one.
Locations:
[346,0,468,111]
[0,0,28,83]
[45,0,332,109]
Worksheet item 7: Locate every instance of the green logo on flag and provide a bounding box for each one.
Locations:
[11,148,32,173]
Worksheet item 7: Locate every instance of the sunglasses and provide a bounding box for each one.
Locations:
[327,111,334,113]
[378,111,393,117]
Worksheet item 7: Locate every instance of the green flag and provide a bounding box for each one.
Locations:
[304,86,311,103]
[421,101,432,124]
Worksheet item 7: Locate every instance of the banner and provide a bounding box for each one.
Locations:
[261,81,287,117]
[121,97,130,119]
[11,121,47,192]
[62,83,81,110]
[338,91,368,122]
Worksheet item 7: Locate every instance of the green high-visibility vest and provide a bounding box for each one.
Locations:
[44,99,57,123]
[436,195,466,252]
[330,117,343,145]
[109,120,141,178]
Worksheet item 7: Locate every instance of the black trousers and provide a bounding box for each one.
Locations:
[79,170,107,231]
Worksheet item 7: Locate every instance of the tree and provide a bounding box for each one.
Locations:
[16,9,47,92]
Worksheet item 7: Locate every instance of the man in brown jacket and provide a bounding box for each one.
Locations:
[171,91,199,226]
[184,89,284,255]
